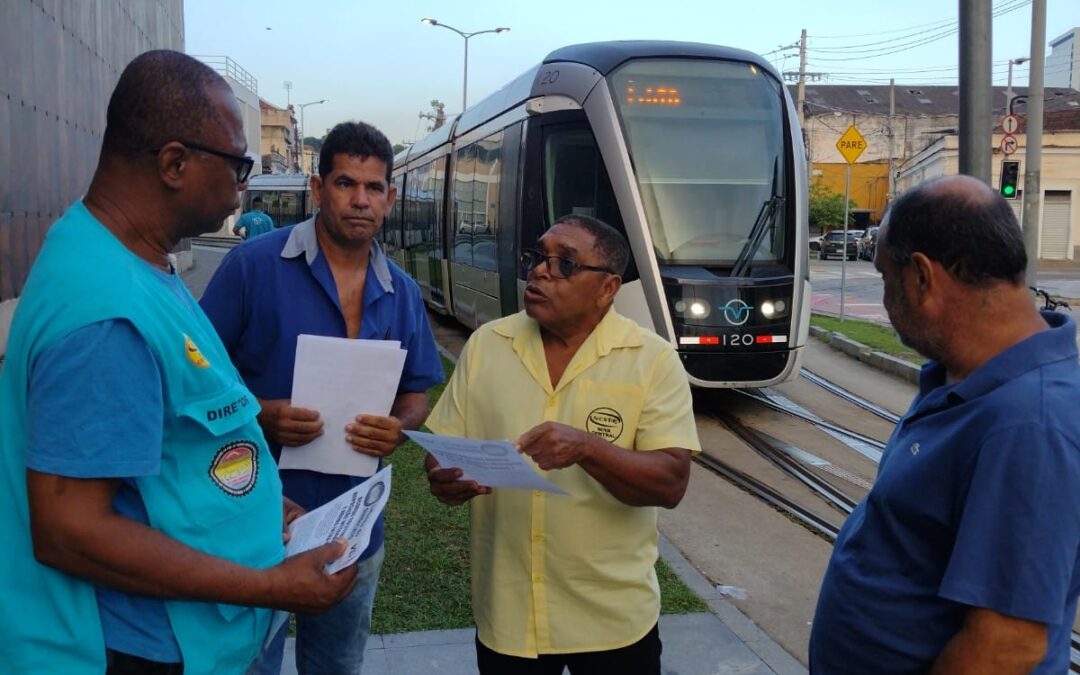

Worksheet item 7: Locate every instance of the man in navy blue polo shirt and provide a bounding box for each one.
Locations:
[201,121,444,675]
[810,175,1080,674]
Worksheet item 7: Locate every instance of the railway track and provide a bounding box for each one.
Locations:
[799,369,901,425]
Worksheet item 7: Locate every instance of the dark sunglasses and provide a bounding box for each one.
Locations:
[520,249,615,280]
[148,141,254,183]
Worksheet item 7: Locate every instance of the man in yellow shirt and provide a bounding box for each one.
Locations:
[425,215,701,674]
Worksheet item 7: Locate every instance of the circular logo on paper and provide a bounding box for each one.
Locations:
[586,407,624,442]
[364,481,386,506]
[184,333,211,368]
[480,443,508,457]
[209,441,258,496]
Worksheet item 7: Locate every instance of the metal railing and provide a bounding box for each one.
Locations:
[191,55,258,95]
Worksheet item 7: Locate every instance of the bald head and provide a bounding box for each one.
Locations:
[101,50,233,159]
[880,175,1027,286]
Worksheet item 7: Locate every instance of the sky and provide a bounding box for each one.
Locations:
[183,0,1080,146]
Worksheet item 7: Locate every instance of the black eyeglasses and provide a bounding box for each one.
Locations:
[520,249,615,280]
[149,141,254,183]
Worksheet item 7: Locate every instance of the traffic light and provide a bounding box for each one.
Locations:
[999,160,1020,200]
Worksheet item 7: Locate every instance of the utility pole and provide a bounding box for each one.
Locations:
[958,0,992,182]
[888,79,896,202]
[1022,0,1046,286]
[796,29,807,130]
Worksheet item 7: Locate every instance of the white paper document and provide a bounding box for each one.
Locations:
[266,465,394,646]
[404,430,568,495]
[282,334,406,477]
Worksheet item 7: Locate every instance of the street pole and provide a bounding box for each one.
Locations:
[421,19,508,114]
[1022,0,1046,286]
[888,78,895,202]
[958,0,992,182]
[796,29,806,130]
[1006,57,1029,117]
[841,162,851,322]
[298,100,327,174]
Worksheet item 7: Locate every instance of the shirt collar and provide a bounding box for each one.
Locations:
[280,216,394,294]
[918,311,1077,405]
[493,308,643,352]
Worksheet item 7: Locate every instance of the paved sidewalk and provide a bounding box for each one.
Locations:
[278,537,806,675]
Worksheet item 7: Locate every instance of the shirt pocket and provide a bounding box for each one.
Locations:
[168,382,274,530]
[574,380,645,450]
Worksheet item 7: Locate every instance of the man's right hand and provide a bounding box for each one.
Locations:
[265,539,358,614]
[424,453,491,506]
[257,398,323,446]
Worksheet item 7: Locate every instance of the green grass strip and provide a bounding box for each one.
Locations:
[810,313,926,365]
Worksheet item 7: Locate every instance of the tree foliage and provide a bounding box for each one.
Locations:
[809,181,855,231]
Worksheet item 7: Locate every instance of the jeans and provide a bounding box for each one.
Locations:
[248,544,385,675]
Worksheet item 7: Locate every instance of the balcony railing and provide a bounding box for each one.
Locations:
[191,55,258,95]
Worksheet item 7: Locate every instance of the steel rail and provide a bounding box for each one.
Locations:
[713,409,859,516]
[799,369,902,424]
[734,389,887,453]
[693,452,840,542]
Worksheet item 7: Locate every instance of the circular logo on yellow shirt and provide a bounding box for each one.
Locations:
[209,441,258,496]
[184,333,210,369]
[586,407,624,442]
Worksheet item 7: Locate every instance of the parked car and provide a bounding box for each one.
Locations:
[819,229,863,261]
[857,226,880,261]
[809,234,824,252]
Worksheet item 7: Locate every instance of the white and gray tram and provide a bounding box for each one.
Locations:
[381,41,810,387]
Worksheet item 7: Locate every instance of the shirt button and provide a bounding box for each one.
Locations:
[533,575,544,583]
[547,397,557,407]
[533,490,542,497]
[532,533,544,542]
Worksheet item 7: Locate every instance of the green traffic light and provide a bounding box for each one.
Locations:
[1003,186,1015,196]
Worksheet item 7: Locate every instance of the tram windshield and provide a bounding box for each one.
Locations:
[610,59,789,268]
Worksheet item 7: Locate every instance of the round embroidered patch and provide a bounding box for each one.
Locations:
[586,407,624,442]
[364,480,387,506]
[209,441,258,496]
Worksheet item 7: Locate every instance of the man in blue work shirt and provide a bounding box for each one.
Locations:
[233,196,274,239]
[201,120,444,675]
[810,175,1080,674]
[0,50,356,675]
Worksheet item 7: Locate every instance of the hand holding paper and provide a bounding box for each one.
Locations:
[405,430,568,495]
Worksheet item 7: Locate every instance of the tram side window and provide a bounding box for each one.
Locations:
[453,145,476,266]
[404,166,421,249]
[431,156,446,255]
[382,174,404,255]
[472,131,503,271]
[543,126,624,233]
[252,190,305,229]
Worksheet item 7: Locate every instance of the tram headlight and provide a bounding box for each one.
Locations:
[760,299,788,319]
[688,301,710,318]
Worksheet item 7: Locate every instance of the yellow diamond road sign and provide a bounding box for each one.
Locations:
[836,125,868,165]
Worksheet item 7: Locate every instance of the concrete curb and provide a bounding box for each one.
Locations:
[808,325,921,384]
[659,535,807,675]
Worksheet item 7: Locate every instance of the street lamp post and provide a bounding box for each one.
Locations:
[1006,56,1029,116]
[298,99,327,173]
[421,18,509,112]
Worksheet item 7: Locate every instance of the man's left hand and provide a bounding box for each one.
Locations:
[516,422,595,471]
[282,497,305,544]
[346,414,404,457]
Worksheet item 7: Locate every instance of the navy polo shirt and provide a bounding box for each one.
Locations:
[200,218,444,559]
[810,312,1080,675]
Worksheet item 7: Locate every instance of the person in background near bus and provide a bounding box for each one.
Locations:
[810,175,1080,675]
[424,215,700,675]
[201,120,444,675]
[233,195,274,239]
[0,50,357,675]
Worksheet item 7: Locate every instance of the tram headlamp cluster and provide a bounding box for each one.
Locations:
[760,300,787,318]
[673,299,710,319]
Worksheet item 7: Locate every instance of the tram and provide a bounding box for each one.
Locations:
[381,41,810,387]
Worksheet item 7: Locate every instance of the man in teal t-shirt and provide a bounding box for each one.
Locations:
[233,196,274,239]
[0,50,357,675]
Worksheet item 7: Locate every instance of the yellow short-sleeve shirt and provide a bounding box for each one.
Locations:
[425,309,701,657]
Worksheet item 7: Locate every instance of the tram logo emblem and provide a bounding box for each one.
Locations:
[720,299,754,326]
[586,407,624,442]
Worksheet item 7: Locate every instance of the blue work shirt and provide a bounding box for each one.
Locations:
[810,311,1080,675]
[200,218,444,559]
